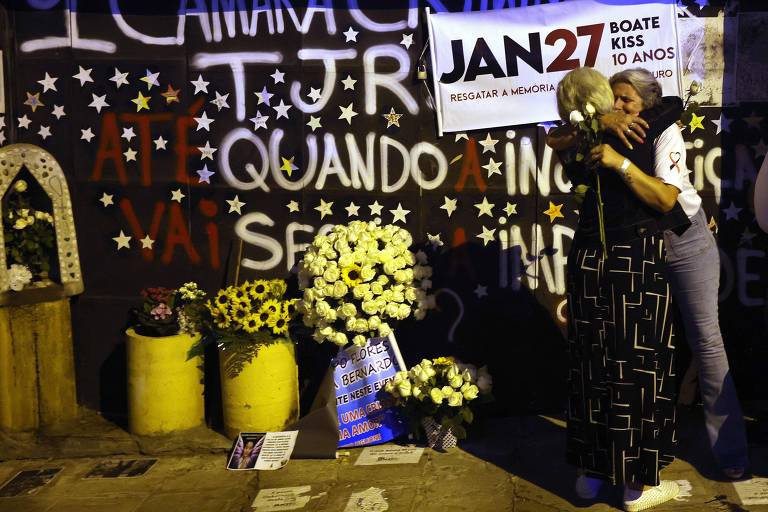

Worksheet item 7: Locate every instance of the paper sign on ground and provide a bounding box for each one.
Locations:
[343,487,388,512]
[354,445,424,466]
[734,477,768,505]
[672,479,692,501]
[251,486,312,511]
[228,431,298,471]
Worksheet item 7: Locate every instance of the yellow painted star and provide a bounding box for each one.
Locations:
[689,112,705,133]
[131,91,151,112]
[161,84,180,104]
[382,107,403,128]
[543,201,564,223]
[280,157,297,176]
[24,91,44,112]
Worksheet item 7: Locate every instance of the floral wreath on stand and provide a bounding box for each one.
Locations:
[297,220,435,347]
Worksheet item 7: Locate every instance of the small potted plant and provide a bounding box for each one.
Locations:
[384,357,492,450]
[198,279,300,438]
[125,282,208,435]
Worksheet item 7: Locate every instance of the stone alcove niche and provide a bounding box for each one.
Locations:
[0,143,83,305]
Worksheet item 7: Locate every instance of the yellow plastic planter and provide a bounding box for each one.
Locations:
[125,328,204,435]
[219,338,299,439]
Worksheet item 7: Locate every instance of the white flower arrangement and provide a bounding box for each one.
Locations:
[298,221,435,347]
[8,264,33,291]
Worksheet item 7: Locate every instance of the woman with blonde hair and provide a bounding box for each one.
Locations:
[550,67,689,511]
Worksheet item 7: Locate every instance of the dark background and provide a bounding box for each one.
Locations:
[0,0,765,423]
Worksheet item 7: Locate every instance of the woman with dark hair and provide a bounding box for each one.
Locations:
[611,68,749,481]
[550,67,689,511]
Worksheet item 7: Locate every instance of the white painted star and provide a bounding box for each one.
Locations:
[503,202,517,216]
[123,148,137,162]
[286,200,300,213]
[141,69,160,90]
[198,141,217,160]
[99,192,114,207]
[440,196,457,217]
[390,203,410,224]
[474,197,495,217]
[18,115,31,129]
[474,284,488,298]
[139,235,155,250]
[307,87,323,103]
[81,127,95,142]
[345,202,360,217]
[110,67,130,88]
[194,111,214,131]
[171,188,186,203]
[476,225,496,246]
[479,133,499,154]
[427,233,443,248]
[249,111,269,130]
[196,164,215,184]
[190,74,209,95]
[711,113,731,134]
[37,72,58,93]
[88,94,109,113]
[37,125,52,140]
[51,105,66,120]
[153,136,168,150]
[455,133,468,142]
[369,201,384,216]
[400,33,414,49]
[72,66,94,86]
[343,26,359,42]
[341,75,357,90]
[273,100,292,120]
[722,201,742,220]
[271,69,285,84]
[210,91,230,111]
[113,230,131,250]
[255,86,273,106]
[339,103,358,125]
[227,195,246,215]
[306,116,322,132]
[483,158,502,177]
[315,198,334,219]
[121,126,136,142]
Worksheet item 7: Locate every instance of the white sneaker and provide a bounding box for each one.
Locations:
[623,481,679,512]
[575,474,604,499]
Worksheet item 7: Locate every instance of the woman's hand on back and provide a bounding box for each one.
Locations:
[599,111,648,149]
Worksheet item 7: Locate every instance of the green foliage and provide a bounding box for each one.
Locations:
[3,180,56,280]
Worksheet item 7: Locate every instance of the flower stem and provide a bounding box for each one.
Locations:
[595,175,607,256]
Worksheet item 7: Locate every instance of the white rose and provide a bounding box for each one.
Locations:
[370,282,384,296]
[367,315,381,330]
[315,300,332,318]
[397,304,411,320]
[323,267,340,283]
[447,391,463,407]
[569,110,584,125]
[404,288,417,302]
[462,384,479,401]
[345,317,357,333]
[319,325,335,338]
[352,334,367,347]
[378,322,392,337]
[429,388,443,405]
[396,379,412,397]
[382,261,398,276]
[584,102,596,115]
[385,303,399,318]
[352,284,370,300]
[354,318,368,333]
[339,253,355,268]
[450,375,464,389]
[412,386,423,400]
[332,332,348,346]
[441,386,454,398]
[393,371,406,385]
[359,266,376,282]
[339,302,357,319]
[362,300,379,316]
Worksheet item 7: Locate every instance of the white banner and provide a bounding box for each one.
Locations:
[427,0,682,133]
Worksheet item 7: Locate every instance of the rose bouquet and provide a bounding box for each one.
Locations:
[131,282,208,337]
[3,179,55,288]
[200,279,299,375]
[384,357,492,443]
[297,221,434,347]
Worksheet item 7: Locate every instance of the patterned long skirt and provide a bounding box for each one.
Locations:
[565,234,677,487]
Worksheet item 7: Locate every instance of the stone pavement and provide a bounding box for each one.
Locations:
[0,405,767,512]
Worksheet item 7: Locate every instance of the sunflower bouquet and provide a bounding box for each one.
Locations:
[195,279,299,375]
[297,221,435,347]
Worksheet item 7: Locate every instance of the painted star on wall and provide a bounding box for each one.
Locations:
[51,105,66,120]
[368,201,384,216]
[307,88,323,103]
[99,192,114,207]
[37,72,58,93]
[390,203,410,224]
[112,230,131,250]
[140,69,160,90]
[72,66,94,86]
[18,115,31,129]
[478,133,499,154]
[440,196,457,217]
[194,111,214,131]
[345,202,360,217]
[24,92,44,112]
[722,201,742,220]
[455,133,468,142]
[227,195,246,214]
[198,141,217,160]
[210,91,230,111]
[543,201,565,222]
[190,75,209,95]
[476,226,496,246]
[90,94,111,113]
[503,202,517,216]
[315,198,334,219]
[140,235,155,250]
[341,75,357,90]
[280,157,298,176]
[249,111,269,130]
[255,86,273,107]
[110,67,130,88]
[400,33,414,49]
[427,233,444,248]
[474,285,488,298]
[383,107,403,128]
[339,103,358,125]
[81,128,95,142]
[121,127,136,142]
[306,116,322,132]
[688,112,705,133]
[482,158,502,177]
[474,197,495,217]
[153,136,168,150]
[130,92,149,112]
[273,100,292,120]
[286,200,300,213]
[711,113,731,134]
[123,148,137,162]
[196,164,215,184]
[271,69,285,84]
[343,27,359,42]
[170,189,186,203]
[37,125,52,140]
[161,84,180,104]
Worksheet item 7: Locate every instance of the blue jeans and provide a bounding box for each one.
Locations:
[664,207,749,470]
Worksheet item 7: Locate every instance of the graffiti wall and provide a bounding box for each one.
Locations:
[0,0,765,416]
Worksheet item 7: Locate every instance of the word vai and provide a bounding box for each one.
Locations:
[441,24,604,83]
